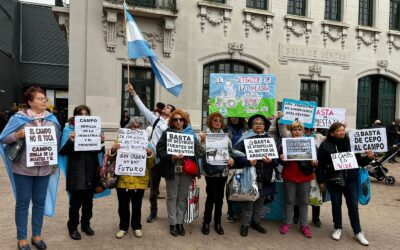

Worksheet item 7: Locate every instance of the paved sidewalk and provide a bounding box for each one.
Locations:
[1,159,400,249]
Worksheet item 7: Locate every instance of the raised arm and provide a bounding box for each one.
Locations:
[126,83,158,125]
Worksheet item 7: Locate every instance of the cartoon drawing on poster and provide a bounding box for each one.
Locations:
[244,138,279,160]
[209,74,276,118]
[167,132,195,156]
[25,126,58,167]
[349,128,388,153]
[118,128,148,151]
[206,133,229,165]
[282,137,316,161]
[331,152,359,171]
[279,99,317,128]
[314,107,346,129]
[74,116,102,151]
[115,151,147,176]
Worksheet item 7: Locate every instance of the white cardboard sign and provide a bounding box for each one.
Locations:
[244,137,279,160]
[314,107,346,129]
[349,128,388,153]
[74,116,102,151]
[282,137,317,161]
[166,132,195,156]
[331,152,359,171]
[25,126,58,167]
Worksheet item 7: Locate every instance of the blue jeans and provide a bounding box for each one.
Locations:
[13,173,50,240]
[327,177,361,234]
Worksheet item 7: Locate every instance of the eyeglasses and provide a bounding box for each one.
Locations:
[172,118,184,122]
[35,97,48,102]
[213,119,222,123]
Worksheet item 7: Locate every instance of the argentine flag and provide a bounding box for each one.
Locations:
[124,4,183,97]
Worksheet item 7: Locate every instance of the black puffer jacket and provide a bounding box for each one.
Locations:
[60,139,103,191]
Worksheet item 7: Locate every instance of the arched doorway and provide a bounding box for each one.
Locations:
[202,60,262,128]
[356,75,397,128]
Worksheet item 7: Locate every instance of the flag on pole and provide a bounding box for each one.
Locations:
[123,4,183,97]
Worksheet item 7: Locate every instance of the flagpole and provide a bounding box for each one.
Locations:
[123,0,130,84]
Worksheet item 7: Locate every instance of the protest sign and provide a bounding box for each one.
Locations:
[209,73,276,118]
[282,137,316,161]
[25,126,58,167]
[74,116,102,151]
[115,151,147,176]
[167,132,195,156]
[349,128,388,153]
[331,152,359,170]
[279,99,317,128]
[206,133,229,165]
[314,107,346,129]
[244,137,278,160]
[118,128,148,151]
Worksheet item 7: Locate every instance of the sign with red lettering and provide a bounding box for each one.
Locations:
[349,128,388,153]
[314,107,346,129]
[331,152,359,171]
[25,126,58,167]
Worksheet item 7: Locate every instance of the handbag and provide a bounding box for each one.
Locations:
[298,161,313,175]
[203,163,225,176]
[184,179,200,224]
[227,168,259,202]
[100,153,118,189]
[4,138,25,162]
[183,157,198,176]
[327,170,346,187]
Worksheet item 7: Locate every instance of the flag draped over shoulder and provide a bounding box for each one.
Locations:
[123,4,183,97]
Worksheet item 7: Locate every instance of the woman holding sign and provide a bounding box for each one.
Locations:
[0,87,61,250]
[317,122,374,246]
[156,109,203,237]
[199,112,235,235]
[233,114,279,237]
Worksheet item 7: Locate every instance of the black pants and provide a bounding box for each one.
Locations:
[149,164,162,215]
[203,176,227,224]
[117,188,145,231]
[67,189,94,233]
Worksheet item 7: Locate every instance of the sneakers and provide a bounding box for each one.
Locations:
[134,229,143,238]
[226,215,236,223]
[331,229,342,241]
[115,230,127,239]
[146,213,157,223]
[279,223,291,234]
[354,232,369,246]
[300,226,312,238]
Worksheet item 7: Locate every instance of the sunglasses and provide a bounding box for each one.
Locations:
[172,118,184,122]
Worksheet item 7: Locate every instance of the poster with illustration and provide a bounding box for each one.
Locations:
[209,74,276,118]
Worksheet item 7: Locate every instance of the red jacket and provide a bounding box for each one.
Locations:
[281,161,313,183]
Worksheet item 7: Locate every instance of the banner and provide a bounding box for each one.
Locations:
[331,152,359,171]
[282,137,316,161]
[314,107,346,129]
[209,73,276,118]
[115,151,147,176]
[206,133,229,165]
[118,128,148,151]
[25,126,58,167]
[349,128,388,153]
[279,99,317,128]
[74,116,102,151]
[244,137,279,160]
[167,132,195,156]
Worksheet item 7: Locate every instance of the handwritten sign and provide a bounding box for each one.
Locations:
[206,133,229,165]
[209,73,276,117]
[115,151,147,176]
[350,128,388,153]
[25,126,58,167]
[280,99,317,128]
[74,116,102,151]
[314,107,346,129]
[244,138,278,160]
[282,137,316,161]
[118,128,148,151]
[331,152,359,170]
[167,132,194,156]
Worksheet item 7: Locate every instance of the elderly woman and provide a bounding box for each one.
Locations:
[317,122,374,246]
[109,117,155,239]
[0,87,60,250]
[156,109,203,237]
[233,114,279,237]
[199,112,234,235]
[59,105,105,240]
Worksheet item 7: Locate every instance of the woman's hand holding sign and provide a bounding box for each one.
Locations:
[365,150,375,159]
[69,132,76,141]
[172,154,184,161]
[227,158,234,167]
[14,128,25,139]
[262,155,272,164]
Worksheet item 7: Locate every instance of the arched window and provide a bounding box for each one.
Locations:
[202,60,262,129]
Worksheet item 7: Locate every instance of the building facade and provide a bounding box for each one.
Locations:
[54,0,400,131]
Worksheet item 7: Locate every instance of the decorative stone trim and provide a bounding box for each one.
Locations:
[197,1,233,36]
[52,6,70,44]
[243,8,275,39]
[387,30,400,54]
[321,20,349,49]
[355,26,381,52]
[228,43,243,59]
[162,17,175,58]
[284,15,313,45]
[103,9,118,52]
[309,64,322,80]
[377,60,388,73]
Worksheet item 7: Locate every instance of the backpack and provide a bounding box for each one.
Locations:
[100,153,118,189]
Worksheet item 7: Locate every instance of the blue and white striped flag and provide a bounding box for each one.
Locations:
[124,4,183,97]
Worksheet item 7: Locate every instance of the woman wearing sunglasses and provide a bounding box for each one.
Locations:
[156,109,203,237]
